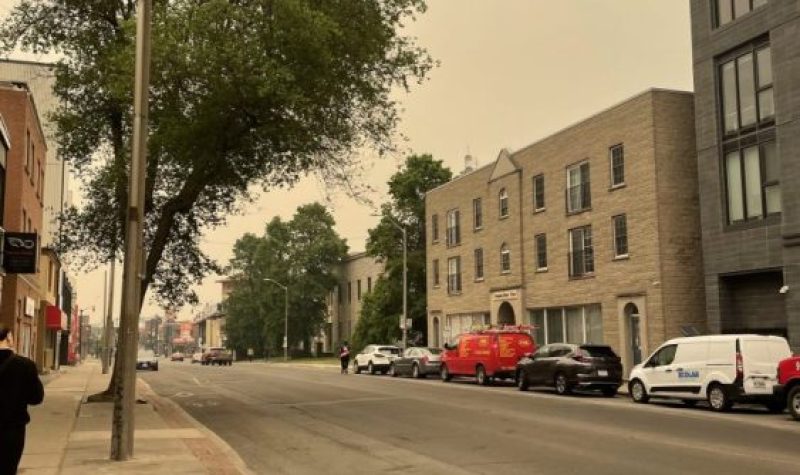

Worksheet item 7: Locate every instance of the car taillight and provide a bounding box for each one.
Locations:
[572,350,589,363]
[736,352,743,379]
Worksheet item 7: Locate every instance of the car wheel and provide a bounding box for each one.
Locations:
[707,384,733,412]
[682,399,699,407]
[517,370,529,392]
[389,364,397,377]
[368,361,375,375]
[440,364,452,382]
[412,364,421,379]
[476,365,489,386]
[764,399,785,414]
[554,373,571,395]
[353,361,361,374]
[601,387,617,397]
[788,386,800,421]
[630,379,649,403]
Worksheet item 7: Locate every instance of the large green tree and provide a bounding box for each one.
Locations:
[225,203,347,356]
[0,0,433,393]
[352,154,451,350]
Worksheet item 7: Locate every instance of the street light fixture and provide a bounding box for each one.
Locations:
[264,278,289,361]
[371,213,408,349]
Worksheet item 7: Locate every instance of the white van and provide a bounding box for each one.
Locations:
[628,334,791,412]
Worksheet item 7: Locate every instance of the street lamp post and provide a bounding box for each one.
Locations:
[264,278,289,361]
[372,214,408,349]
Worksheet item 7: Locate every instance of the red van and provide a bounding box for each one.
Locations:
[776,355,800,420]
[440,328,536,385]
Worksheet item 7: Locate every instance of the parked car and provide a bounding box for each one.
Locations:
[136,350,159,371]
[440,328,536,385]
[202,347,233,366]
[191,351,203,364]
[775,355,800,420]
[628,334,791,412]
[170,352,185,362]
[516,343,622,396]
[390,347,442,378]
[353,345,401,374]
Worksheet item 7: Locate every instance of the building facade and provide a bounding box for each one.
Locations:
[0,82,47,359]
[326,252,385,350]
[690,0,800,350]
[0,114,9,320]
[426,89,706,371]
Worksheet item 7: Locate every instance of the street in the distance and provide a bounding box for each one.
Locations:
[141,360,800,475]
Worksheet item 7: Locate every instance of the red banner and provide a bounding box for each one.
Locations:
[45,305,66,330]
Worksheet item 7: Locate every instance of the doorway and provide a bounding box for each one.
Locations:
[625,303,642,365]
[432,317,440,348]
[498,302,516,326]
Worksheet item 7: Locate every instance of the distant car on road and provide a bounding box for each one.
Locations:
[136,350,159,371]
[776,355,800,420]
[202,347,233,366]
[353,345,401,374]
[170,352,185,362]
[191,351,203,364]
[516,344,622,396]
[390,347,442,378]
[440,328,536,385]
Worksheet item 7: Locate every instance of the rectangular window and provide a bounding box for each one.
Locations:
[724,141,780,223]
[348,282,352,303]
[25,130,31,173]
[431,214,439,243]
[535,234,547,270]
[715,0,768,27]
[530,309,545,346]
[446,209,460,247]
[612,214,628,257]
[473,198,483,230]
[720,45,772,135]
[432,259,440,287]
[610,145,625,187]
[531,306,603,345]
[367,277,372,293]
[474,248,484,280]
[546,309,564,344]
[357,280,362,301]
[569,226,594,278]
[566,162,591,213]
[337,285,342,304]
[533,174,545,211]
[447,256,462,294]
[499,189,509,218]
[565,307,583,344]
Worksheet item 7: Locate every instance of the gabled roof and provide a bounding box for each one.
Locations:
[488,148,519,182]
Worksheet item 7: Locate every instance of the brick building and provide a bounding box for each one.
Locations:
[690,1,800,351]
[0,114,10,316]
[0,81,47,359]
[326,252,385,350]
[426,89,706,371]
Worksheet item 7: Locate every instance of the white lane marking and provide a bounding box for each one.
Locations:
[192,376,202,386]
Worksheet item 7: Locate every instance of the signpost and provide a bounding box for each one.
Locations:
[2,232,38,274]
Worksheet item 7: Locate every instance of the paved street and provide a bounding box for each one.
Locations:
[141,360,800,475]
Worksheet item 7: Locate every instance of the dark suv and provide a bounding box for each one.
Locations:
[516,343,622,396]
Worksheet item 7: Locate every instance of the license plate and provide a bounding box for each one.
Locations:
[141,363,148,368]
[753,379,766,389]
[598,369,608,377]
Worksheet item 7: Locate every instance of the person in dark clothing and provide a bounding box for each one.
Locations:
[338,342,351,374]
[0,324,44,475]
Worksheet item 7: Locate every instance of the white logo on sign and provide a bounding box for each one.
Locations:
[8,237,35,249]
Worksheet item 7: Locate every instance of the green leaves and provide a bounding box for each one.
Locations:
[0,0,434,309]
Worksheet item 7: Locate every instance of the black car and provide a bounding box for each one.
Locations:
[389,347,442,378]
[516,343,622,396]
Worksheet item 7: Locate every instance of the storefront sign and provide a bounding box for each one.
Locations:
[491,289,520,302]
[46,305,66,330]
[2,232,38,274]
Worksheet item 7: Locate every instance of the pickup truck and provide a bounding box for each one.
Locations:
[202,347,233,366]
[776,355,800,420]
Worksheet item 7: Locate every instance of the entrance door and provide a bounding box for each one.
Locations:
[498,302,515,326]
[433,317,440,348]
[625,303,642,365]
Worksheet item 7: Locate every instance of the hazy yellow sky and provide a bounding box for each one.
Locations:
[1,1,693,325]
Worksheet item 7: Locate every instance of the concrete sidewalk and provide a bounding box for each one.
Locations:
[19,361,250,475]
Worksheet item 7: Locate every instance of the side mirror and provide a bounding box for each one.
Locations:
[443,343,453,351]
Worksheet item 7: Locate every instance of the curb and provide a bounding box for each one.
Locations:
[138,378,255,475]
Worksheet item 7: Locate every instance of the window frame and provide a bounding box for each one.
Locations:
[472,198,483,230]
[499,188,509,219]
[566,161,591,214]
[532,174,545,212]
[568,225,594,278]
[718,41,773,138]
[535,233,547,271]
[612,214,629,259]
[500,243,511,274]
[474,248,484,281]
[713,0,768,29]
[432,259,440,288]
[431,214,439,243]
[447,256,462,295]
[446,208,461,247]
[609,144,625,189]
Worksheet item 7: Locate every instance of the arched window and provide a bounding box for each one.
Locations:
[500,243,511,273]
[499,188,509,218]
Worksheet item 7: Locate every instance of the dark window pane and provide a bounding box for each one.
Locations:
[611,145,625,186]
[534,175,545,210]
[614,215,628,256]
[546,310,564,344]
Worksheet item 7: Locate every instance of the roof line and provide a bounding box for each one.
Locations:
[0,58,58,68]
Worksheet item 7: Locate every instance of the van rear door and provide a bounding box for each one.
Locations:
[496,333,535,373]
[741,338,791,395]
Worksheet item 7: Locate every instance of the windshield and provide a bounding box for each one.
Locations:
[378,347,401,355]
[425,348,442,355]
[138,350,155,358]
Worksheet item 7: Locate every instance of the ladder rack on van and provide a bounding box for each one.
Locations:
[471,324,537,334]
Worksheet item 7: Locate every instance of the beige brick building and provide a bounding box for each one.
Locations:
[426,89,706,372]
[326,252,384,350]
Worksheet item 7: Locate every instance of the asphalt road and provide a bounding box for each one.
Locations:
[141,360,800,475]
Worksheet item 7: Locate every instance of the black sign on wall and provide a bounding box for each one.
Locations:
[2,232,38,274]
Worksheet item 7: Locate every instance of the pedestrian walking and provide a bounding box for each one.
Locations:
[247,348,254,362]
[0,324,44,475]
[339,342,351,374]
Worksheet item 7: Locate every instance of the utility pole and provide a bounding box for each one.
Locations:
[102,257,116,374]
[111,0,152,461]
